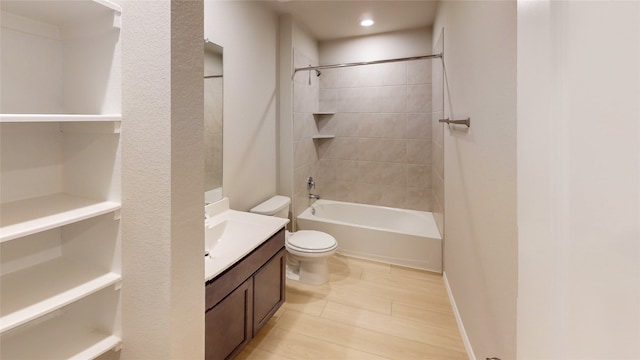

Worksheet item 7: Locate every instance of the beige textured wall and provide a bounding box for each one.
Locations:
[517,1,640,358]
[204,1,278,211]
[433,1,518,359]
[121,1,204,358]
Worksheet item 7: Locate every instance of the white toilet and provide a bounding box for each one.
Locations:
[250,196,337,285]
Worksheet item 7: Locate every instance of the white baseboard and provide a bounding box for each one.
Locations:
[443,271,476,360]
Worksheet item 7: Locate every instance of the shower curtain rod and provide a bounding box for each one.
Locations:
[293,53,442,74]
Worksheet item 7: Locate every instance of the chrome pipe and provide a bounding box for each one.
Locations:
[294,53,443,74]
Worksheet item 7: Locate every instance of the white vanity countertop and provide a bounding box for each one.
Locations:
[204,210,288,282]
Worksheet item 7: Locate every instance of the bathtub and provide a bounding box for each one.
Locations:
[296,199,442,272]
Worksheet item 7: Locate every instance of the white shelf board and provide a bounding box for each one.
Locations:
[0,114,122,123]
[0,257,121,334]
[312,112,335,116]
[0,0,121,28]
[312,135,336,139]
[1,314,121,360]
[0,194,121,243]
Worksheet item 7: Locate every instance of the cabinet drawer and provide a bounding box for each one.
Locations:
[206,229,284,310]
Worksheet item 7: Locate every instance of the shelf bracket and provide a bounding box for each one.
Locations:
[112,12,122,30]
[113,122,121,134]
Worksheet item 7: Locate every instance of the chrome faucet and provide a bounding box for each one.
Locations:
[306,176,316,191]
[307,177,320,200]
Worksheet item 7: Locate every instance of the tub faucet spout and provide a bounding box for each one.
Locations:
[309,194,320,200]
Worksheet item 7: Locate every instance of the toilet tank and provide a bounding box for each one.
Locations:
[250,196,291,218]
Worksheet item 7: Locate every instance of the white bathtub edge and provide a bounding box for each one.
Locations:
[337,249,439,272]
[443,271,476,360]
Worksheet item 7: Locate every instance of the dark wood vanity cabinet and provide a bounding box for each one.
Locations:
[205,229,286,360]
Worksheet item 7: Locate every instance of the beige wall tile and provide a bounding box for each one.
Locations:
[357,138,382,161]
[407,59,432,85]
[407,113,433,139]
[336,113,360,137]
[319,68,337,89]
[380,113,407,139]
[357,113,384,137]
[379,139,407,163]
[318,89,336,113]
[407,140,432,164]
[336,160,359,182]
[407,84,432,113]
[379,85,407,113]
[408,164,431,188]
[292,55,441,213]
[380,185,407,208]
[358,161,384,184]
[380,163,407,186]
[407,187,432,211]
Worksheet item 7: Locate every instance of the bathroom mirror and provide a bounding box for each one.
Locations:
[204,40,223,204]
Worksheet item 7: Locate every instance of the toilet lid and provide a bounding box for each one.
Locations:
[287,230,337,252]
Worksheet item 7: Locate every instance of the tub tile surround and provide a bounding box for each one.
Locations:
[313,59,435,211]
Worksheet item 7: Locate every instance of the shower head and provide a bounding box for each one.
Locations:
[315,69,321,77]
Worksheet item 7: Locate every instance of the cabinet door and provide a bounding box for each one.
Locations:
[252,249,286,335]
[205,278,253,360]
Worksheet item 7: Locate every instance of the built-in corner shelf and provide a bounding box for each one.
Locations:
[312,135,336,140]
[312,112,335,116]
[0,315,121,360]
[0,257,121,334]
[0,194,121,243]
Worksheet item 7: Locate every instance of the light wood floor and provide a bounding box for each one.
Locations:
[237,254,467,359]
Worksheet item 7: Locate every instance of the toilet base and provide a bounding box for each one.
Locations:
[286,253,331,285]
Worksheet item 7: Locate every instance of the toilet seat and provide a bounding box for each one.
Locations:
[286,230,337,253]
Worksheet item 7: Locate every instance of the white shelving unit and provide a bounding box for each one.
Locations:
[0,0,123,358]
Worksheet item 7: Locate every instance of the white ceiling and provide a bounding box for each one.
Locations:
[265,0,439,41]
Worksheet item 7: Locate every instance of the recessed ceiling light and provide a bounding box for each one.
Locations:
[360,19,374,27]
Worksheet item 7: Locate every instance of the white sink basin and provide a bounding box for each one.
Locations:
[204,219,227,254]
[204,198,289,281]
